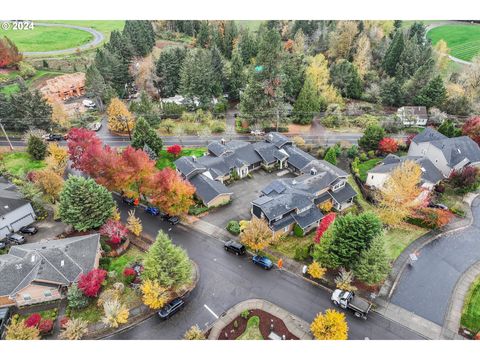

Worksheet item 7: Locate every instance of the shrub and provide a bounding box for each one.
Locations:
[100,219,129,245]
[307,261,326,279]
[293,224,304,237]
[38,319,54,335]
[78,269,107,298]
[359,152,368,161]
[378,137,398,154]
[448,166,480,194]
[209,120,226,133]
[367,150,376,159]
[27,135,47,160]
[248,315,260,327]
[226,220,240,235]
[67,283,90,309]
[5,317,40,340]
[59,318,88,340]
[347,145,359,159]
[294,245,310,261]
[184,324,206,340]
[123,267,137,283]
[167,144,182,157]
[314,213,336,244]
[18,61,36,79]
[25,313,42,328]
[240,310,250,319]
[334,268,357,292]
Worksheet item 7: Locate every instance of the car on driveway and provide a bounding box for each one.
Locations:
[157,298,185,320]
[224,240,246,256]
[145,206,161,216]
[7,233,26,245]
[252,255,273,270]
[19,225,38,235]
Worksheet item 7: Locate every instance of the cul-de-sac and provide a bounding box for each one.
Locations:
[1,19,480,341]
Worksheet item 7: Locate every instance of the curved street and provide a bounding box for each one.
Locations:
[391,195,480,325]
[23,22,104,56]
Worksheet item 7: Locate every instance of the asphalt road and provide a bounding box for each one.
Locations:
[107,197,424,340]
[23,23,105,57]
[391,196,480,325]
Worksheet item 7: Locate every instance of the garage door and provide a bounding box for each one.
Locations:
[0,226,9,240]
[10,214,35,232]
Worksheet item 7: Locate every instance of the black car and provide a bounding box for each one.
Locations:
[45,133,64,141]
[157,298,185,320]
[7,233,26,245]
[19,225,38,235]
[165,215,180,225]
[224,240,246,256]
[122,196,135,205]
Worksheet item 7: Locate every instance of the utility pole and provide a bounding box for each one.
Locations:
[0,120,13,151]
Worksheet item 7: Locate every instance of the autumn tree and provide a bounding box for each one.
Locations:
[59,176,114,231]
[59,318,88,340]
[66,127,103,172]
[307,261,327,279]
[126,210,143,236]
[50,100,70,128]
[462,116,480,145]
[448,166,480,194]
[33,169,64,203]
[240,217,278,252]
[353,237,391,285]
[45,142,68,175]
[353,34,372,79]
[310,309,348,340]
[433,39,450,74]
[184,325,206,340]
[0,36,23,68]
[107,97,136,134]
[78,269,107,298]
[5,317,40,340]
[304,53,343,106]
[100,219,129,245]
[131,117,163,155]
[140,279,169,309]
[334,268,357,292]
[142,230,192,288]
[376,160,423,227]
[147,168,195,216]
[167,144,182,158]
[328,21,358,60]
[117,146,156,198]
[102,300,129,328]
[378,137,398,154]
[314,213,336,243]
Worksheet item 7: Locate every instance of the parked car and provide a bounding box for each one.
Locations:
[122,197,135,206]
[145,206,161,216]
[7,233,26,245]
[250,129,265,136]
[19,225,38,235]
[82,99,96,109]
[87,122,102,131]
[165,215,180,226]
[428,203,449,211]
[224,240,246,256]
[0,240,6,250]
[331,289,372,320]
[157,298,185,320]
[42,133,64,141]
[252,255,273,270]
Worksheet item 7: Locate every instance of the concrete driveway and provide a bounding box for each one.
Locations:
[391,195,480,325]
[201,170,295,228]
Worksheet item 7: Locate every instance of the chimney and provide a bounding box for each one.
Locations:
[60,260,65,267]
[310,168,317,175]
[192,155,196,162]
[221,138,226,145]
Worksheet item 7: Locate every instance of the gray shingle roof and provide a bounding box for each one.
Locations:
[208,142,230,157]
[329,182,357,204]
[429,136,480,168]
[265,132,292,148]
[0,234,100,297]
[188,174,233,204]
[283,145,316,170]
[412,127,448,144]
[292,206,324,229]
[0,177,29,217]
[174,157,206,179]
[271,215,296,231]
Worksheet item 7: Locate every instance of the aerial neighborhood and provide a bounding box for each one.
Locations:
[1,18,480,343]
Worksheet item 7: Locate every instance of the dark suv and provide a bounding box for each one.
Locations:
[224,240,246,256]
[19,225,38,235]
[158,298,185,320]
[164,215,180,225]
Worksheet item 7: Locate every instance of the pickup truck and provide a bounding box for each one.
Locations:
[331,289,372,320]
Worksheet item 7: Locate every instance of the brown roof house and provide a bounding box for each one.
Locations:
[0,234,101,308]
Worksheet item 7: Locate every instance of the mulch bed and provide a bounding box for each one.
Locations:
[218,309,298,340]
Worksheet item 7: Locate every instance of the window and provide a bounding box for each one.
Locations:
[23,294,31,301]
[44,291,52,297]
[332,181,345,191]
[284,226,290,233]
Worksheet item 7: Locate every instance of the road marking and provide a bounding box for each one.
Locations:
[204,304,219,319]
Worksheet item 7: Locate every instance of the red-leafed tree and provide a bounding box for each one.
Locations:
[100,219,129,245]
[147,167,195,216]
[167,144,182,158]
[90,145,123,191]
[378,137,398,154]
[462,116,480,145]
[39,319,54,335]
[405,133,416,148]
[123,267,136,283]
[77,269,107,298]
[448,166,480,194]
[314,213,336,244]
[117,146,157,198]
[24,313,41,328]
[0,36,22,68]
[67,128,102,172]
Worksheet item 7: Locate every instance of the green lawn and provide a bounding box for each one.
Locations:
[383,225,428,261]
[347,176,374,211]
[358,158,382,182]
[428,24,480,61]
[461,277,480,334]
[38,20,125,40]
[156,148,206,170]
[235,20,263,32]
[238,316,263,340]
[270,232,314,260]
[0,69,66,96]
[107,247,144,277]
[1,152,46,177]
[0,25,94,52]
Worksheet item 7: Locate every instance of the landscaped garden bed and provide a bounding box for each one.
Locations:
[218,309,299,340]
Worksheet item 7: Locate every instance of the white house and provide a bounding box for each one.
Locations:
[0,178,36,240]
[397,106,428,127]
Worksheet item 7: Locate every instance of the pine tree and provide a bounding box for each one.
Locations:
[142,230,192,288]
[354,237,391,285]
[85,64,107,111]
[222,20,238,59]
[155,46,187,97]
[237,28,258,65]
[358,124,386,151]
[59,176,114,231]
[282,52,305,101]
[27,135,47,160]
[196,21,210,48]
[292,78,323,125]
[131,117,163,155]
[94,48,130,98]
[227,47,245,101]
[324,146,338,165]
[382,30,405,76]
[414,75,446,109]
[330,60,363,99]
[210,45,225,96]
[106,30,134,62]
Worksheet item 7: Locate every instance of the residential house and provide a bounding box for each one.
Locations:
[397,106,428,127]
[252,159,356,235]
[0,234,101,308]
[0,177,36,240]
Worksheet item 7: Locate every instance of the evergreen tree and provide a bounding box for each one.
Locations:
[382,30,404,76]
[237,28,258,65]
[129,91,161,126]
[142,230,192,288]
[94,48,130,98]
[414,75,447,109]
[59,176,114,231]
[222,20,238,59]
[131,117,163,155]
[210,45,226,96]
[358,124,386,151]
[155,46,187,97]
[438,119,462,138]
[324,146,338,165]
[330,212,383,268]
[282,52,305,101]
[85,64,107,111]
[227,47,245,101]
[354,237,391,285]
[123,20,155,57]
[27,135,47,160]
[380,77,404,107]
[196,21,210,48]
[292,78,324,125]
[106,30,135,62]
[330,60,363,99]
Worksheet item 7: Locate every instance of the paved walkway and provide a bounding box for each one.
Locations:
[207,299,312,340]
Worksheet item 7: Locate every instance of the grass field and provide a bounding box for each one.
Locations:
[357,158,382,182]
[428,24,480,61]
[383,225,428,261]
[235,20,263,31]
[38,20,125,40]
[461,277,480,333]
[0,69,66,96]
[0,26,94,52]
[1,152,46,177]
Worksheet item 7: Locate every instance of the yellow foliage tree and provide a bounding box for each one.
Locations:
[59,318,88,340]
[101,300,129,328]
[307,261,326,279]
[240,217,279,252]
[239,220,249,232]
[50,100,71,128]
[376,160,423,227]
[45,142,68,175]
[107,97,135,133]
[34,168,64,203]
[327,21,359,60]
[140,279,169,310]
[353,34,372,79]
[184,324,206,340]
[5,316,40,340]
[434,39,450,73]
[306,54,343,106]
[127,210,143,236]
[111,206,121,221]
[319,200,333,213]
[310,309,348,340]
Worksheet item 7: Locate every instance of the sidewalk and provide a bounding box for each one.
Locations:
[207,299,312,340]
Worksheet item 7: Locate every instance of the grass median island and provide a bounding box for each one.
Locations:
[1,151,46,177]
[428,24,480,61]
[461,277,480,334]
[238,316,263,340]
[0,26,94,52]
